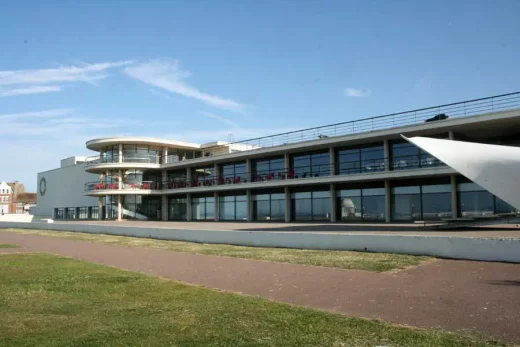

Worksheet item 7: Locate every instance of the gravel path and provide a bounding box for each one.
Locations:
[1,231,519,343]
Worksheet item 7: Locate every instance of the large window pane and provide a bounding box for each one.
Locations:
[392,194,422,221]
[338,196,362,221]
[363,195,385,221]
[293,198,312,221]
[459,191,494,217]
[422,192,451,220]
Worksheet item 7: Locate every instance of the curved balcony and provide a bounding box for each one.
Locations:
[85,154,162,172]
[84,181,163,195]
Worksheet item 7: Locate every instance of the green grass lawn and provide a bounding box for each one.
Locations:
[0,253,506,347]
[2,228,431,272]
[0,244,19,248]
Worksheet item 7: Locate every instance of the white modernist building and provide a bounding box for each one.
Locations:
[35,92,520,223]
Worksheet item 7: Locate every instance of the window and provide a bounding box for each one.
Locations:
[391,140,445,170]
[123,195,161,220]
[191,196,215,220]
[192,166,216,183]
[169,197,187,220]
[391,183,452,221]
[337,144,385,175]
[254,192,285,221]
[457,182,516,216]
[91,206,99,220]
[291,151,330,179]
[337,187,386,222]
[252,157,285,181]
[291,189,330,221]
[220,162,247,183]
[78,207,89,219]
[219,194,247,220]
[55,208,66,220]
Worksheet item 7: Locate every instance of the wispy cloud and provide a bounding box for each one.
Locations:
[0,108,74,120]
[125,59,246,112]
[0,61,133,97]
[0,85,62,97]
[200,111,238,127]
[344,88,372,97]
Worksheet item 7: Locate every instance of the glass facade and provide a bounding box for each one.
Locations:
[291,190,330,221]
[168,197,187,220]
[192,166,216,183]
[191,196,215,220]
[391,140,444,170]
[221,162,247,184]
[291,151,330,178]
[166,149,202,163]
[458,182,516,217]
[123,195,162,220]
[337,188,386,222]
[391,184,452,221]
[337,144,385,175]
[122,144,162,164]
[219,194,247,221]
[101,145,120,163]
[252,157,285,181]
[253,192,285,221]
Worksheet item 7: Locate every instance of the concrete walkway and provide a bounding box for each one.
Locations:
[1,231,520,343]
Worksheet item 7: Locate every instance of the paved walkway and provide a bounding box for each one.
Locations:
[54,220,520,238]
[1,231,520,343]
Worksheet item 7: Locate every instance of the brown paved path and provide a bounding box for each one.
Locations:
[1,231,520,343]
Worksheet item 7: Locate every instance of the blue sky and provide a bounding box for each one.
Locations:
[1,0,519,191]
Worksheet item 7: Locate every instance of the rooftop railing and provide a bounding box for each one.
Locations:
[200,92,520,155]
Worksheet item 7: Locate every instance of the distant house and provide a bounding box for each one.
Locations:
[0,181,37,214]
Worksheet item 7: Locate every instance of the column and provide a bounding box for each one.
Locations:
[163,147,168,164]
[284,153,290,172]
[246,159,252,182]
[448,130,455,140]
[161,196,168,221]
[118,169,122,189]
[329,147,335,176]
[98,197,103,220]
[214,191,219,221]
[451,175,458,218]
[117,195,122,222]
[75,207,80,220]
[87,206,92,219]
[246,189,253,222]
[186,167,192,181]
[284,186,291,222]
[186,193,192,221]
[214,163,220,180]
[385,180,391,222]
[383,139,390,171]
[118,144,123,163]
[330,183,337,222]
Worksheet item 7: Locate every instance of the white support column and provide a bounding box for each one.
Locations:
[163,147,168,164]
[186,193,192,221]
[385,180,391,223]
[383,139,390,171]
[214,191,219,221]
[448,130,455,140]
[246,159,252,182]
[214,163,220,180]
[118,144,123,163]
[186,167,192,181]
[117,195,122,222]
[330,183,337,222]
[98,197,103,220]
[246,189,253,222]
[329,147,335,176]
[451,175,458,218]
[284,186,291,222]
[284,153,290,172]
[118,169,122,190]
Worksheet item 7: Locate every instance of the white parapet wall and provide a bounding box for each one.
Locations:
[0,221,519,263]
[0,215,35,223]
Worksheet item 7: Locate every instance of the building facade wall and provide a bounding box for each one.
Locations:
[34,163,99,217]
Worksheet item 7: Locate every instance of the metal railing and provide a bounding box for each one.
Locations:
[199,92,520,156]
[84,155,448,192]
[86,154,162,167]
[84,181,163,192]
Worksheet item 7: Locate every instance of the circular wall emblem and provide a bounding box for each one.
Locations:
[39,177,47,196]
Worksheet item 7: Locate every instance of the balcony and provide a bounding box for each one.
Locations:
[86,154,162,170]
[84,181,163,193]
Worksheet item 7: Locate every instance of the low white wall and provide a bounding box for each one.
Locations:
[0,221,519,263]
[0,215,34,223]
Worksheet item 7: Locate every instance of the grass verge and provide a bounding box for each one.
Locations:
[2,228,430,272]
[0,253,507,347]
[0,244,19,249]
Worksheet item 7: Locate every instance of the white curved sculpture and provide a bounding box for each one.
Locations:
[403,136,520,211]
